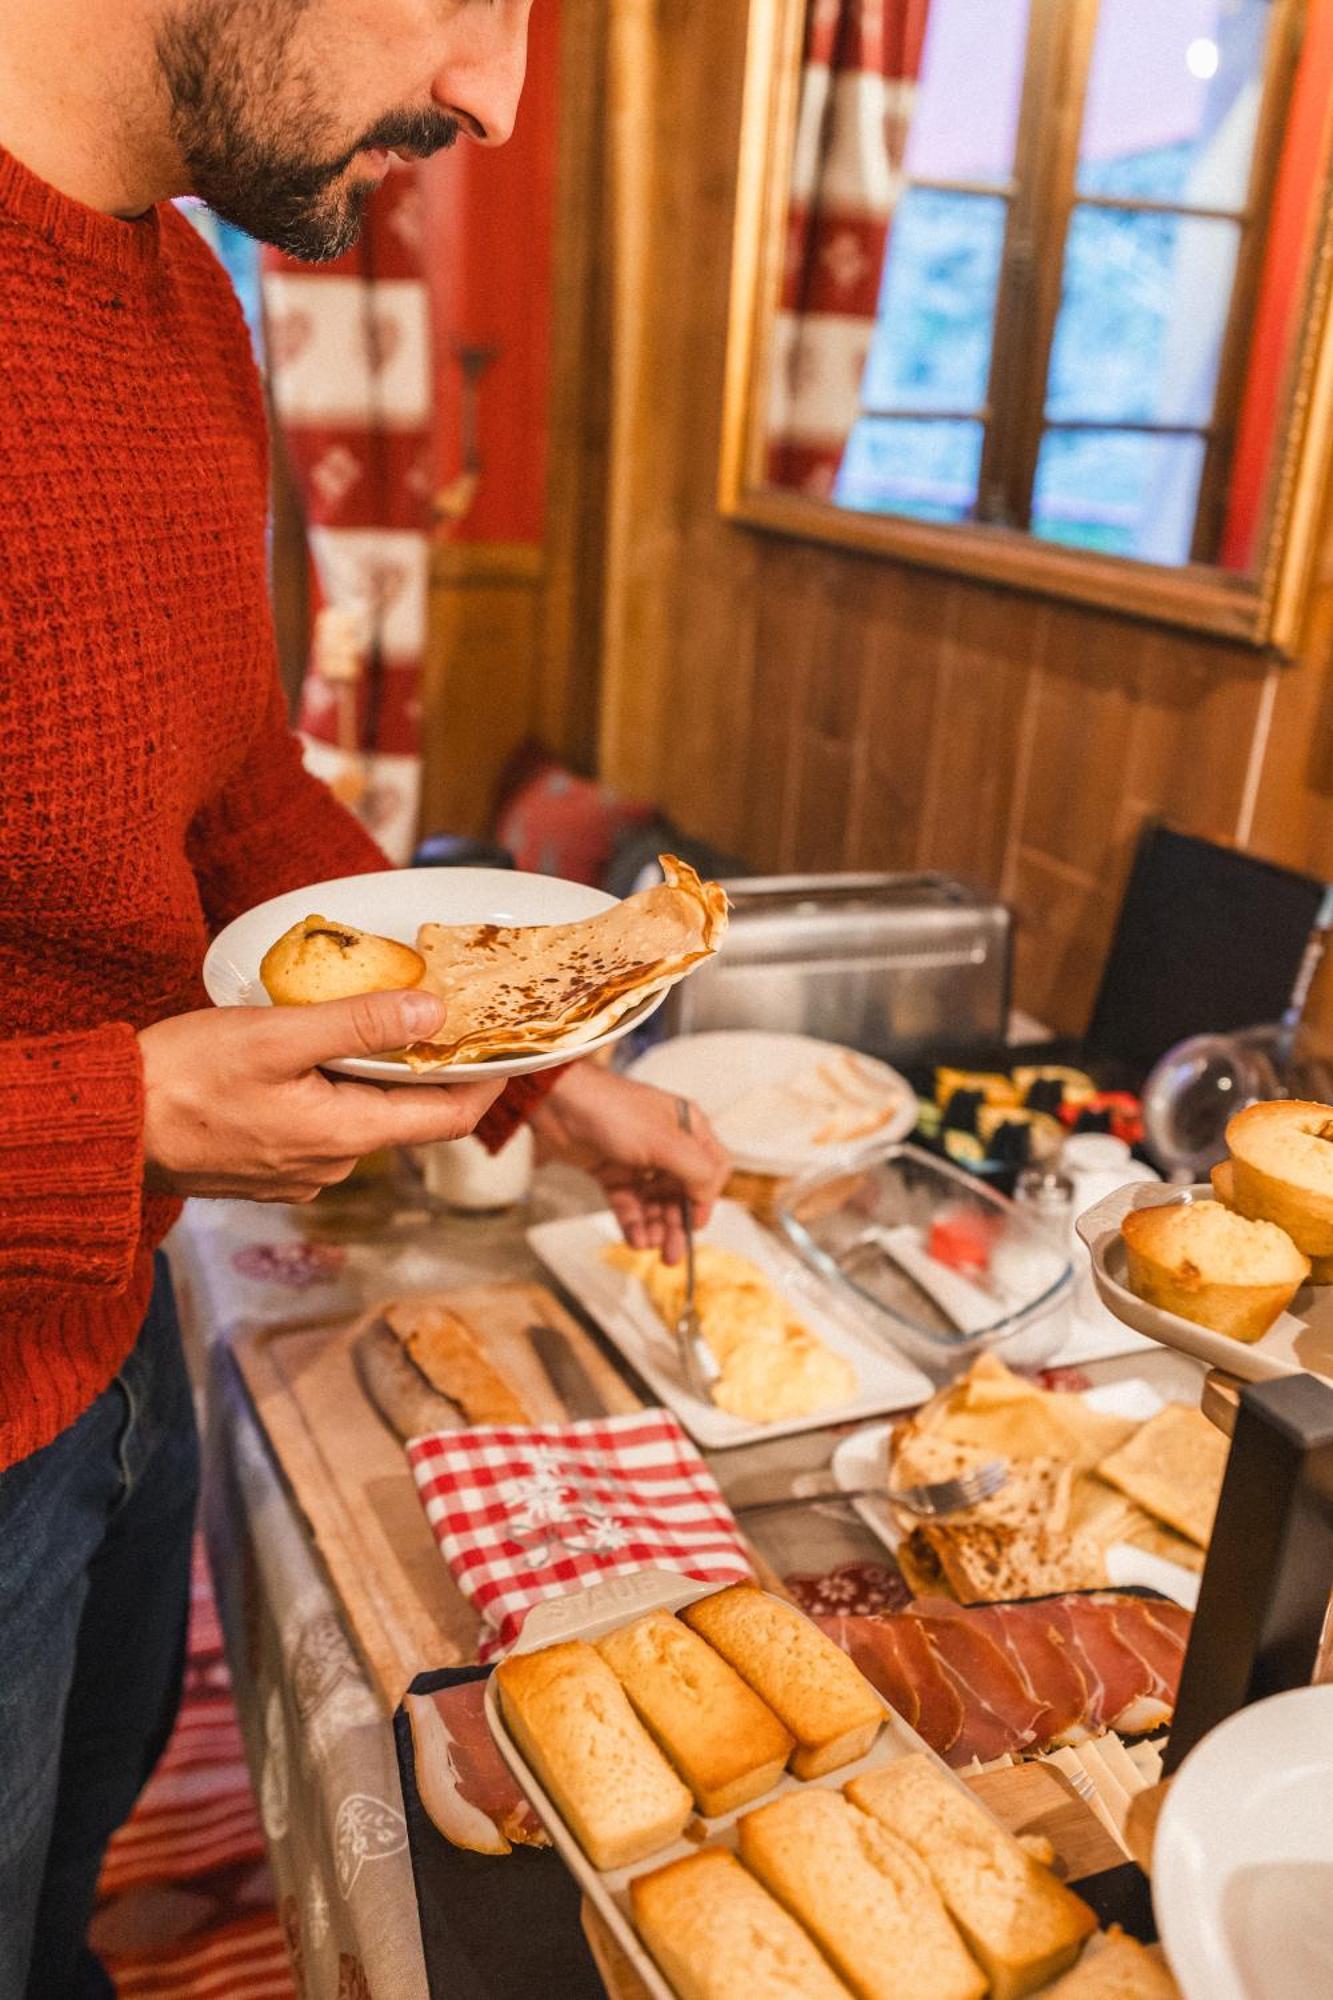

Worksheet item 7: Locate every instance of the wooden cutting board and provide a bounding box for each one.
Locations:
[234,1281,641,1708]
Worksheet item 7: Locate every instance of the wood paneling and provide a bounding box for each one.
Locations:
[535,0,1333,1037]
[418,543,544,840]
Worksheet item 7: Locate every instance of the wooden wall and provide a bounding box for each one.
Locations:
[538,0,1333,1037]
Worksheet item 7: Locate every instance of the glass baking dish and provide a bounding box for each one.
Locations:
[775,1144,1073,1377]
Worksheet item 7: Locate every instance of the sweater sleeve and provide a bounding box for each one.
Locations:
[0,1023,145,1301]
[186,669,388,931]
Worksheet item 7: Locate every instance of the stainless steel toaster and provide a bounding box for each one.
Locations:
[658,872,1012,1061]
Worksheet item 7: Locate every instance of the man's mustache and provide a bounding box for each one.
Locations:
[337,108,461,174]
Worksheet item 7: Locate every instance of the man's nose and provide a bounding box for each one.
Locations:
[431,0,533,147]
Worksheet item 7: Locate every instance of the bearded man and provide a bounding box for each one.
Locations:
[0,6,729,1994]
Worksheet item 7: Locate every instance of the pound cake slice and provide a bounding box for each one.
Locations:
[1045,1928,1180,1997]
[680,1583,882,1778]
[493,1640,692,1871]
[738,1789,985,2000]
[1120,1197,1307,1342]
[595,1610,794,1816]
[629,1848,854,2000]
[846,1753,1096,1999]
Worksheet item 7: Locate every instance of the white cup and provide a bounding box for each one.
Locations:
[416,1125,535,1212]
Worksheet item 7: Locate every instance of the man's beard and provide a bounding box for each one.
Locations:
[156,0,459,261]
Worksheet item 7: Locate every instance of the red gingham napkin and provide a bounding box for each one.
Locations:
[407,1409,754,1660]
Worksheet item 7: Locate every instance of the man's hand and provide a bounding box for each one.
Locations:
[528,1062,731,1262]
[139,991,503,1203]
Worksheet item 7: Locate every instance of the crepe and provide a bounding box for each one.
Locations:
[1095,1404,1229,1549]
[405,856,727,1069]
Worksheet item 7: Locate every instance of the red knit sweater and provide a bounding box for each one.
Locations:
[0,150,548,1469]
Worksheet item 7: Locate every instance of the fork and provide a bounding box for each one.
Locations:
[885,1457,1009,1517]
[736,1458,1008,1521]
[673,1100,714,1401]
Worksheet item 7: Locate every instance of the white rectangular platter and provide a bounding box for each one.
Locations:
[483,1570,1033,2000]
[527,1200,933,1449]
[1077,1183,1333,1388]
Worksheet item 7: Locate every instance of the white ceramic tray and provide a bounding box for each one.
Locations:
[483,1570,1028,2000]
[203,866,668,1082]
[527,1200,932,1448]
[1076,1182,1333,1388]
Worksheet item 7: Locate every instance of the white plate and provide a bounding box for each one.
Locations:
[1154,1685,1333,2000]
[526,1200,932,1448]
[1077,1184,1333,1388]
[830,1384,1201,1612]
[628,1031,917,1176]
[203,867,669,1083]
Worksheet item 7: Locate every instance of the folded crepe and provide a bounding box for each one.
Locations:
[405,855,728,1068]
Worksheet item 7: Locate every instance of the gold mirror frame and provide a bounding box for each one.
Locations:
[720,0,1333,652]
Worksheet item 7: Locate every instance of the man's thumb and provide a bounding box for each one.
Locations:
[267,987,445,1066]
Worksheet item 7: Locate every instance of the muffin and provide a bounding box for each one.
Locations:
[1121,1197,1308,1343]
[1223,1100,1333,1259]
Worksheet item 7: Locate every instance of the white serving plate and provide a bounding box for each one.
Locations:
[628,1031,917,1177]
[1076,1183,1333,1388]
[830,1384,1202,1612]
[527,1200,932,1449]
[1153,1685,1333,2000]
[483,1570,1066,2000]
[203,866,668,1083]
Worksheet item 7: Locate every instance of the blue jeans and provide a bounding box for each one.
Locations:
[0,1257,199,2000]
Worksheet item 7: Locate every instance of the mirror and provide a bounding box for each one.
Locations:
[721,0,1333,648]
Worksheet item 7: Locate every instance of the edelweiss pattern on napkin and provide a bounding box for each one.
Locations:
[408,1410,753,1658]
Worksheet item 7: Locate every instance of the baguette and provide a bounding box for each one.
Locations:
[846,1753,1096,1999]
[680,1583,882,1778]
[629,1848,854,2000]
[493,1641,692,1871]
[738,1789,985,2000]
[595,1610,794,1817]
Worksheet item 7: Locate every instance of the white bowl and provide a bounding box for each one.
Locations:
[203,867,668,1083]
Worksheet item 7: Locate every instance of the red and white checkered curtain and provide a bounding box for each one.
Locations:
[767,0,931,499]
[262,169,434,863]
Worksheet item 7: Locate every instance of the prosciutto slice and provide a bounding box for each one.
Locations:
[905,1602,1047,1764]
[405,1680,547,1854]
[819,1593,1189,1767]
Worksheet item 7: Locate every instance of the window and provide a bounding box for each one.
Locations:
[835,0,1299,566]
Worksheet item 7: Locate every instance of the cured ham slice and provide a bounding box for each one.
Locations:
[405,1680,547,1854]
[959,1600,1090,1746]
[1047,1597,1173,1736]
[904,1602,1047,1765]
[819,1593,1188,1766]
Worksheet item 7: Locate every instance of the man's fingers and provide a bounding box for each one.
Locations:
[255,988,446,1073]
[354,1076,507,1149]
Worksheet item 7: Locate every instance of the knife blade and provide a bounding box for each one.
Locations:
[527,1322,605,1421]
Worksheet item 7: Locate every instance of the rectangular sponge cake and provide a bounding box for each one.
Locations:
[680,1583,882,1778]
[738,1788,986,2000]
[847,1754,1097,1999]
[595,1609,795,1816]
[493,1639,693,1871]
[630,1848,855,2000]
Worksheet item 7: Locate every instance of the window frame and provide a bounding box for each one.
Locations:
[720,0,1333,651]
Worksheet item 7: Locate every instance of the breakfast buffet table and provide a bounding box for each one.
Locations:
[174,1156,1212,2000]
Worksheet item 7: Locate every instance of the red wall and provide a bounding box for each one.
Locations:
[418,0,560,546]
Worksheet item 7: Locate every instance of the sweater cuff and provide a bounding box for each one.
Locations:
[476,1065,572,1155]
[0,1024,145,1296]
